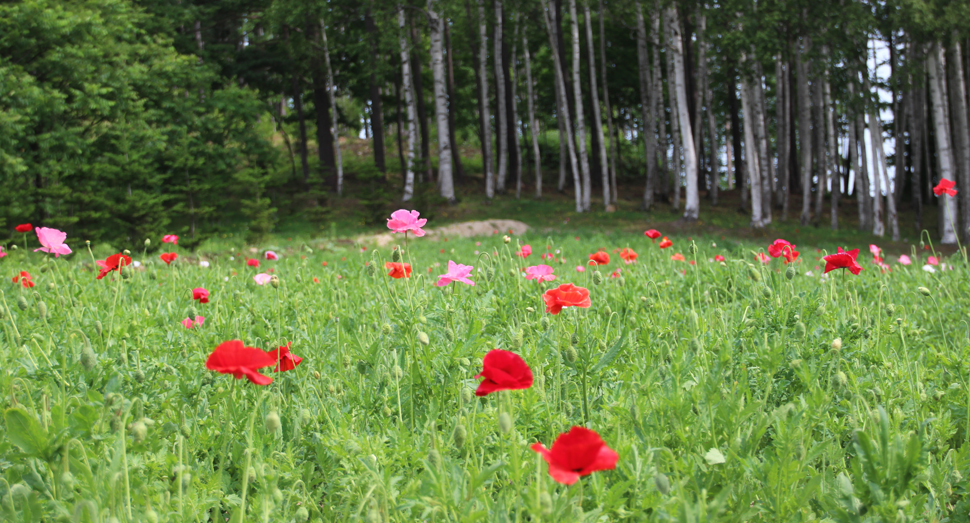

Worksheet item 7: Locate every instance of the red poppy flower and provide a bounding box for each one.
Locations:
[192,287,210,304]
[385,262,412,279]
[474,349,534,396]
[822,247,864,275]
[531,426,619,485]
[160,252,178,265]
[268,342,303,372]
[933,178,958,197]
[619,248,638,264]
[670,253,685,262]
[205,340,278,385]
[14,224,32,233]
[247,258,260,268]
[12,271,34,288]
[659,237,673,249]
[542,283,592,314]
[766,240,799,264]
[96,253,132,280]
[755,252,770,264]
[714,255,725,262]
[588,251,610,266]
[644,229,661,241]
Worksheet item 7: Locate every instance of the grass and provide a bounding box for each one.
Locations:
[1,221,969,522]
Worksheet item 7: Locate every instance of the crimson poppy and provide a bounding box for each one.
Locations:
[12,271,34,288]
[385,262,412,279]
[268,342,303,372]
[714,255,726,262]
[659,237,673,249]
[822,247,864,275]
[619,248,638,264]
[192,287,210,304]
[767,239,799,263]
[205,340,278,385]
[671,253,685,262]
[543,283,592,314]
[14,224,32,233]
[933,178,958,197]
[160,252,178,265]
[247,258,260,268]
[96,253,132,280]
[474,349,533,396]
[588,251,610,266]
[531,426,619,485]
[644,229,661,241]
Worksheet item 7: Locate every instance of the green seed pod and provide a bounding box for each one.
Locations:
[381,323,393,336]
[885,303,895,316]
[366,263,377,276]
[453,424,467,449]
[36,301,47,320]
[131,421,147,443]
[794,322,807,338]
[180,423,191,438]
[134,370,145,384]
[498,412,512,434]
[540,317,551,330]
[604,305,612,316]
[270,275,280,289]
[180,472,191,490]
[815,305,825,316]
[80,345,97,371]
[592,271,604,285]
[265,411,281,433]
[917,286,931,297]
[392,365,404,380]
[417,332,430,346]
[295,507,310,523]
[747,265,761,282]
[761,286,772,299]
[458,357,470,367]
[654,473,671,495]
[445,327,456,341]
[790,359,803,369]
[47,282,56,292]
[525,306,535,313]
[570,333,579,346]
[485,267,495,281]
[187,306,199,321]
[618,276,626,287]
[392,248,402,262]
[39,264,49,273]
[461,387,473,404]
[428,449,441,468]
[342,355,352,369]
[356,360,368,375]
[834,371,848,388]
[94,321,103,337]
[512,330,524,349]
[565,347,578,363]
[382,406,392,417]
[785,265,796,280]
[17,295,28,311]
[539,492,553,515]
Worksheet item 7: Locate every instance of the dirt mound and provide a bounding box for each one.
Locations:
[360,219,530,247]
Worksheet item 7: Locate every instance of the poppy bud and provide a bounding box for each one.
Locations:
[392,248,402,262]
[834,371,848,388]
[761,286,772,299]
[831,338,842,352]
[16,296,28,311]
[270,275,280,288]
[134,370,145,383]
[461,388,473,404]
[37,301,47,320]
[145,508,159,523]
[428,449,441,468]
[485,267,495,281]
[131,421,148,443]
[417,331,430,345]
[40,265,49,273]
[458,357,470,367]
[47,282,56,292]
[513,330,524,349]
[688,243,697,255]
[565,347,578,363]
[454,424,467,449]
[689,338,701,352]
[525,306,535,313]
[503,235,511,244]
[445,327,456,341]
[313,371,321,379]
[342,354,352,369]
[640,296,647,302]
[592,271,603,285]
[263,410,281,433]
[785,265,795,280]
[81,345,97,371]
[94,321,103,337]
[418,315,427,324]
[539,491,553,515]
[382,406,392,417]
[356,360,368,375]
[790,359,803,369]
[392,365,404,380]
[917,286,931,297]
[60,471,75,490]
[498,412,512,434]
[794,322,807,338]
[540,317,551,330]
[654,473,671,495]
[747,266,761,282]
[814,305,825,316]
[9,245,15,250]
[604,305,612,316]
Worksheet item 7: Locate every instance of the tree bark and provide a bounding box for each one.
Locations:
[444,24,464,182]
[584,4,609,210]
[511,16,523,199]
[704,37,719,205]
[543,0,583,212]
[411,18,431,183]
[796,37,812,225]
[399,6,419,201]
[493,0,508,192]
[319,19,344,196]
[947,35,970,242]
[726,64,744,204]
[465,0,487,176]
[569,0,592,211]
[476,0,495,199]
[865,72,884,236]
[813,69,826,226]
[740,72,764,228]
[599,0,618,204]
[428,0,455,203]
[637,2,656,210]
[693,12,706,184]
[849,82,865,229]
[824,63,838,230]
[751,55,772,224]
[909,49,925,232]
[523,31,542,199]
[776,57,789,217]
[929,42,958,243]
[651,8,666,200]
[365,11,386,173]
[668,7,698,220]
[664,12,682,211]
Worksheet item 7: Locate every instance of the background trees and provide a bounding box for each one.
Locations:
[3,0,970,245]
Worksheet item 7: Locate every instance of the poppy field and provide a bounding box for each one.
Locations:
[2,216,970,522]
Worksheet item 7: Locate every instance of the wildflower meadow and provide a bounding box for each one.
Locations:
[2,212,970,522]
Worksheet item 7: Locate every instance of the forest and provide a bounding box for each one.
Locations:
[2,0,968,246]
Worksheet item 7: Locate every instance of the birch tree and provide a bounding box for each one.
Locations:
[494,0,508,193]
[584,4,609,210]
[477,0,494,199]
[522,30,542,199]
[637,1,656,210]
[399,7,418,202]
[569,0,592,211]
[599,0,618,205]
[740,71,764,228]
[668,6,698,220]
[947,35,970,241]
[928,42,957,244]
[796,37,813,225]
[428,0,455,203]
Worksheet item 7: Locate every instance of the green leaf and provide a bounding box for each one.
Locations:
[4,407,49,458]
[704,447,726,465]
[591,332,626,374]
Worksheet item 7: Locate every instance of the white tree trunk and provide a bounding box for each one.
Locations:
[428,0,454,203]
[477,0,494,199]
[664,13,682,210]
[583,4,609,210]
[863,69,884,237]
[928,42,957,243]
[741,73,764,228]
[493,0,508,192]
[872,109,898,240]
[599,0,617,204]
[668,7,697,220]
[849,81,866,229]
[399,7,418,201]
[948,34,970,241]
[705,45,719,205]
[319,19,344,196]
[543,0,583,212]
[751,56,772,224]
[823,65,839,230]
[651,10,665,197]
[569,0,591,211]
[776,57,788,216]
[796,37,813,225]
[523,31,542,199]
[636,2,656,209]
[511,16,523,199]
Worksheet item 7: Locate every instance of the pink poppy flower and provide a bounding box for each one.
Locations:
[869,244,881,257]
[897,255,912,265]
[0,246,5,259]
[386,209,427,237]
[253,273,272,285]
[575,266,585,272]
[927,256,939,266]
[265,251,279,261]
[162,235,179,245]
[436,260,475,287]
[714,255,725,262]
[525,264,557,282]
[754,252,770,264]
[193,287,210,304]
[516,244,532,258]
[181,316,205,329]
[33,227,72,257]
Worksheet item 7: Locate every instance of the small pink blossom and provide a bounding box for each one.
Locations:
[181,316,205,329]
[869,244,881,257]
[525,264,557,282]
[927,256,939,266]
[34,227,72,257]
[162,235,179,245]
[575,266,585,272]
[386,209,427,237]
[897,255,912,266]
[436,260,475,287]
[754,252,770,264]
[265,250,279,261]
[516,244,532,258]
[0,246,5,259]
[253,273,272,285]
